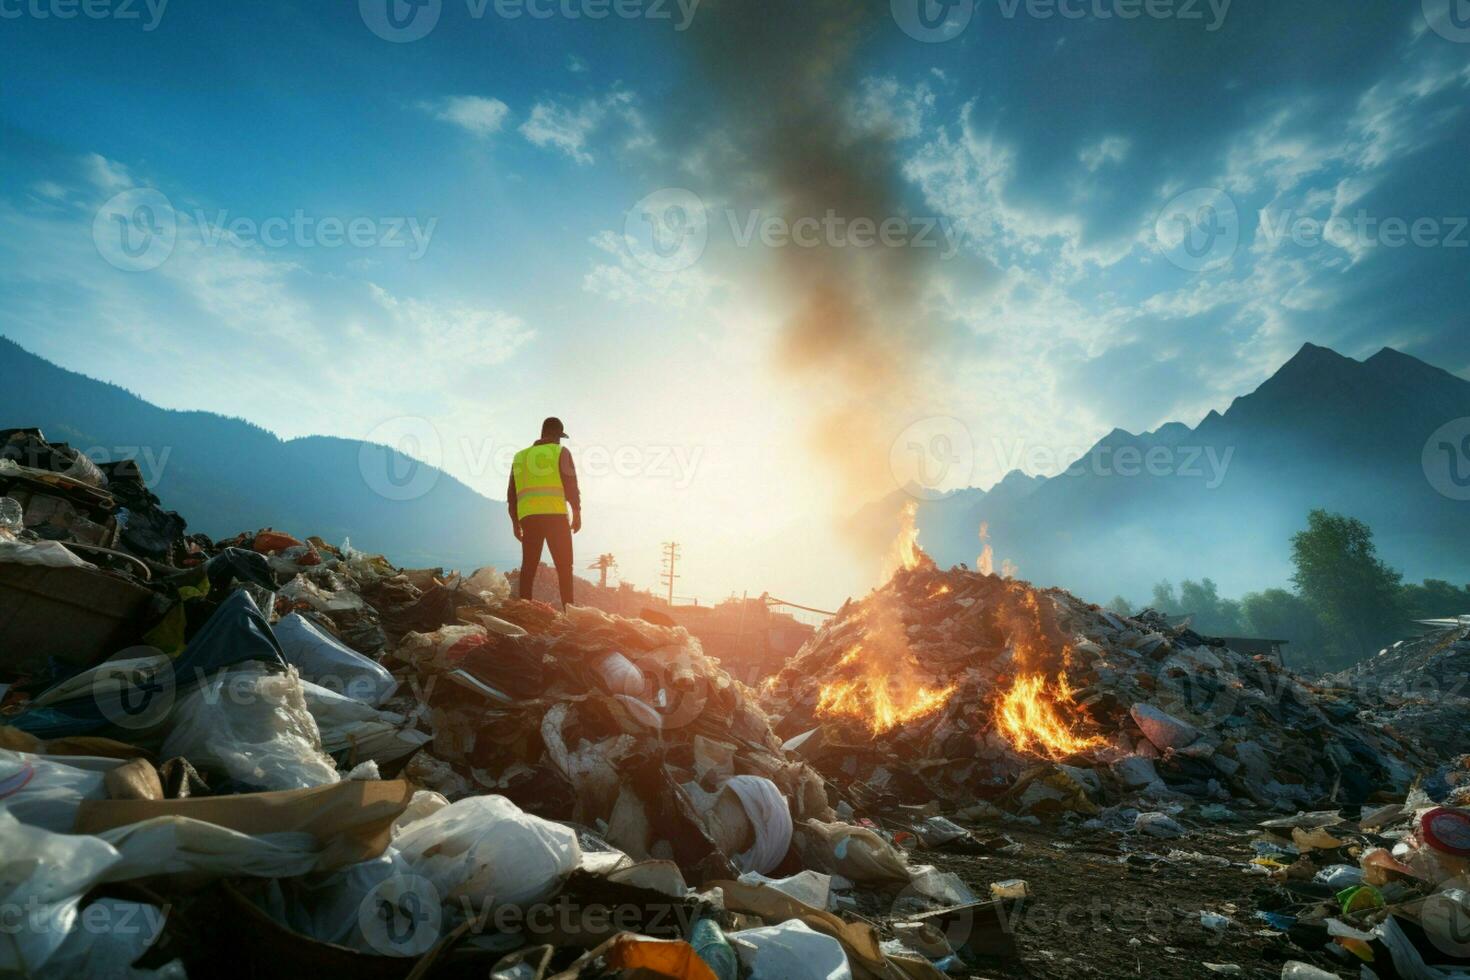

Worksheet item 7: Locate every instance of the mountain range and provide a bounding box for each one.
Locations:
[1,336,520,571]
[5,336,1468,603]
[906,343,1470,602]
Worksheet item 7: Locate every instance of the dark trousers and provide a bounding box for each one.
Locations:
[519,514,574,607]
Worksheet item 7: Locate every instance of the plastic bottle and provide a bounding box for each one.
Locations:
[0,497,22,531]
[689,914,738,980]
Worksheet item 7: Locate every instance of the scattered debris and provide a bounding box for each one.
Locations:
[2,428,1466,979]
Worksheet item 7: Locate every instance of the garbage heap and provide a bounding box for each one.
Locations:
[1240,758,1470,979]
[0,431,993,980]
[760,556,1435,817]
[1322,622,1470,761]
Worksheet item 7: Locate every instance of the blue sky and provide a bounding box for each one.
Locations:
[1,0,1467,604]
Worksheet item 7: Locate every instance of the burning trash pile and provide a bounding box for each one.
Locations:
[760,541,1437,819]
[0,430,1000,980]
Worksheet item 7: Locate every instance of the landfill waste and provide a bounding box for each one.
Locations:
[0,430,1004,978]
[1324,621,1470,760]
[3,428,1467,979]
[759,555,1441,818]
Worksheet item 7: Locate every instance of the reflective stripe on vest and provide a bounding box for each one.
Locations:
[512,443,567,520]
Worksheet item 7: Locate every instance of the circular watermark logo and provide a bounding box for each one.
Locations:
[618,649,718,732]
[1152,652,1243,728]
[360,0,442,42]
[359,416,443,502]
[1424,0,1470,43]
[891,0,975,42]
[890,416,975,500]
[93,188,177,272]
[358,874,443,956]
[1155,187,1240,272]
[93,648,176,732]
[1424,418,1470,501]
[623,188,708,273]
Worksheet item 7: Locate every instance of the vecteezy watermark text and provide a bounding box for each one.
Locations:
[358,416,705,503]
[992,437,1235,488]
[0,0,167,29]
[359,0,699,43]
[891,0,1231,43]
[1156,188,1468,272]
[93,188,437,272]
[623,188,961,273]
[1259,209,1470,251]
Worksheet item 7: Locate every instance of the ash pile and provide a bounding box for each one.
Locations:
[761,552,1437,818]
[0,430,996,980]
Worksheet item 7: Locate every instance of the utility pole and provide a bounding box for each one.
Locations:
[660,541,680,607]
[586,553,617,589]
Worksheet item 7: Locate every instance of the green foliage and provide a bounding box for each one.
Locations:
[1239,588,1326,657]
[1150,581,1181,615]
[1177,578,1244,635]
[1400,579,1470,621]
[1290,509,1406,661]
[1101,513,1463,673]
[1145,578,1243,635]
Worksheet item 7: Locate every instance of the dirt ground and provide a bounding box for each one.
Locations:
[908,810,1354,979]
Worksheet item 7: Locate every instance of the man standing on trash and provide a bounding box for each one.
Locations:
[508,417,580,608]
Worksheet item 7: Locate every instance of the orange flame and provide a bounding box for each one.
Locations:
[997,673,1106,759]
[991,585,1104,759]
[817,527,953,734]
[886,501,926,576]
[817,667,957,735]
[977,522,994,575]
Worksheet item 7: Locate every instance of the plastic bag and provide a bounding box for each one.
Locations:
[795,819,910,884]
[0,809,123,974]
[301,678,431,766]
[160,664,339,790]
[0,748,113,832]
[98,815,321,880]
[274,613,397,705]
[260,846,436,956]
[721,775,793,876]
[393,624,489,671]
[39,897,185,980]
[392,790,450,836]
[394,795,580,908]
[730,920,852,980]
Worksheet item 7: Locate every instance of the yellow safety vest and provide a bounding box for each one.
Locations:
[512,443,567,520]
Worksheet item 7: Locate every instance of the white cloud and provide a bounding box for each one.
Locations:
[0,152,535,452]
[581,229,721,309]
[847,76,935,141]
[419,96,511,137]
[85,153,134,192]
[1080,136,1131,172]
[31,181,67,201]
[566,54,588,73]
[518,90,654,165]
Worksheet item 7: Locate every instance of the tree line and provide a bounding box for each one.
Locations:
[1106,510,1469,672]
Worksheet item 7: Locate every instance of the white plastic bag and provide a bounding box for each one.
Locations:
[731,920,852,980]
[98,816,321,881]
[301,678,431,766]
[0,809,123,974]
[261,847,435,956]
[274,613,398,705]
[160,664,339,790]
[41,898,185,980]
[394,795,580,908]
[722,775,793,875]
[391,790,450,837]
[0,748,113,832]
